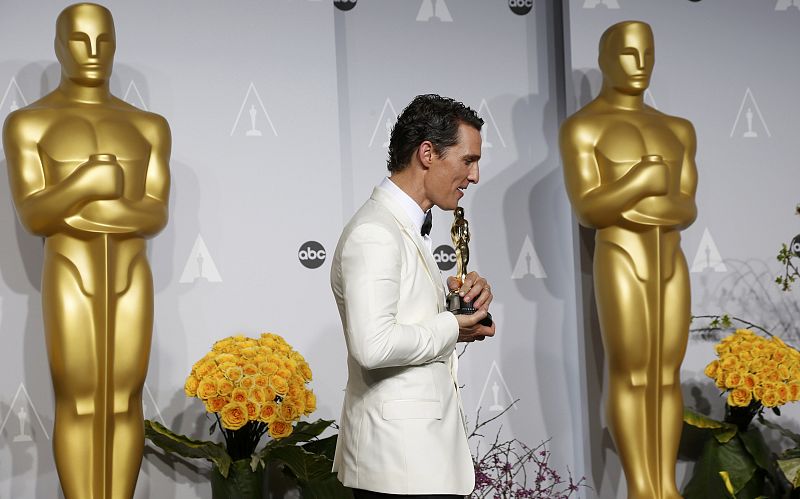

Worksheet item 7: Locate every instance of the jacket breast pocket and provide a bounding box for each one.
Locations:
[381,399,442,420]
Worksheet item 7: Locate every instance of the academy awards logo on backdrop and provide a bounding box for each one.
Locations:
[231,82,278,137]
[298,241,326,269]
[0,77,28,119]
[477,99,506,149]
[0,383,49,442]
[417,0,453,22]
[511,235,546,279]
[583,0,620,8]
[508,0,533,15]
[122,80,148,111]
[791,234,800,257]
[476,361,517,413]
[730,88,770,139]
[142,383,165,425]
[691,228,727,273]
[334,0,357,11]
[369,98,398,148]
[434,245,456,271]
[776,0,800,11]
[180,235,223,283]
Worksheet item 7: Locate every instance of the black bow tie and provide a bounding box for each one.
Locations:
[421,210,432,237]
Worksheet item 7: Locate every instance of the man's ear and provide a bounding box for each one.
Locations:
[417,141,434,169]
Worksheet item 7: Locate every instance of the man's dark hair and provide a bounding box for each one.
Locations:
[387,94,483,173]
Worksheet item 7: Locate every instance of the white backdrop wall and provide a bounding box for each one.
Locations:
[3,1,798,498]
[0,1,587,498]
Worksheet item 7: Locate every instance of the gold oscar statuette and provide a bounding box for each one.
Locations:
[559,21,697,499]
[3,3,171,498]
[447,207,492,326]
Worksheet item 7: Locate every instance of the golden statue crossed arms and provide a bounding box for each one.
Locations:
[3,3,170,498]
[560,21,697,499]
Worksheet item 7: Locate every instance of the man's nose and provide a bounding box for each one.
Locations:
[468,163,479,184]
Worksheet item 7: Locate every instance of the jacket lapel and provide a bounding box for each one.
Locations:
[370,187,445,310]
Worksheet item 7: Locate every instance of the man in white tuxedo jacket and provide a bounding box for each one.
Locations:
[331,95,496,499]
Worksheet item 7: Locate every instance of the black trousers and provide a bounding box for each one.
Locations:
[352,489,464,499]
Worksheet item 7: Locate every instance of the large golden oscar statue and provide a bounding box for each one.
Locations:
[560,21,697,499]
[2,4,170,498]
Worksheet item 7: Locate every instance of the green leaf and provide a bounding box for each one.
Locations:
[684,435,757,498]
[211,459,264,498]
[683,408,738,443]
[258,419,335,463]
[302,434,338,461]
[777,458,800,489]
[270,445,334,483]
[758,415,800,446]
[144,419,232,478]
[739,426,774,473]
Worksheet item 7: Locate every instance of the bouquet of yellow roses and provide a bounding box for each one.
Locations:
[183,333,316,458]
[144,333,344,498]
[684,328,800,498]
[704,328,800,411]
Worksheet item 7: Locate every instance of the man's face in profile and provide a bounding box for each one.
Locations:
[601,23,654,95]
[56,5,116,86]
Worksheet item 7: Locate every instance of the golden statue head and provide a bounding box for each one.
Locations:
[55,3,116,86]
[598,21,654,96]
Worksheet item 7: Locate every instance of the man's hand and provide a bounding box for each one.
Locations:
[448,272,495,342]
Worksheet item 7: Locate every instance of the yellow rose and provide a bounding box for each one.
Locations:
[264,386,277,404]
[724,372,743,389]
[788,382,800,402]
[777,384,789,404]
[299,362,313,382]
[743,374,757,391]
[243,363,259,376]
[231,387,249,404]
[777,364,791,380]
[704,360,720,379]
[184,375,200,397]
[205,396,227,413]
[305,390,317,414]
[225,365,244,382]
[276,368,292,380]
[268,420,293,439]
[195,360,217,379]
[764,370,780,383]
[761,389,780,408]
[720,355,738,371]
[259,401,278,423]
[249,387,268,405]
[241,376,255,390]
[261,362,280,376]
[220,402,248,430]
[245,400,260,421]
[241,347,259,359]
[216,353,237,365]
[197,378,218,400]
[254,375,269,389]
[749,358,766,373]
[279,402,299,421]
[727,388,752,407]
[270,375,289,395]
[217,378,235,397]
[737,351,753,363]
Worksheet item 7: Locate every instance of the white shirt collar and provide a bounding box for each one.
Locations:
[378,176,427,235]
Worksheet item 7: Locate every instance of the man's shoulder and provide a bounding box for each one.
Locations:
[344,197,401,235]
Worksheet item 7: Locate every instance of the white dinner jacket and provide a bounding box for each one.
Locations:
[330,186,474,495]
